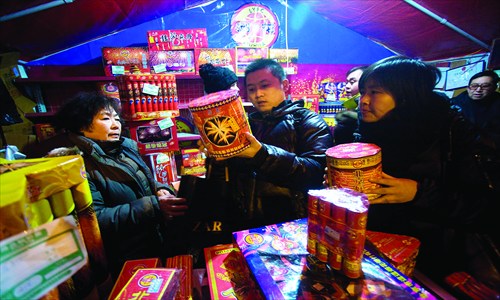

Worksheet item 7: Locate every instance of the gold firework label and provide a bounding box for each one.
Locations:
[189,90,252,157]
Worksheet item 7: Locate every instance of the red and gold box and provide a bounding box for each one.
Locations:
[127,119,179,155]
[195,48,236,74]
[147,28,208,51]
[147,152,178,185]
[114,268,180,300]
[108,258,162,300]
[204,243,263,300]
[235,47,268,76]
[34,123,56,142]
[102,47,149,76]
[149,50,196,75]
[365,231,420,277]
[269,48,299,75]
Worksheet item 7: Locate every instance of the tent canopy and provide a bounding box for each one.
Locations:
[1,0,499,63]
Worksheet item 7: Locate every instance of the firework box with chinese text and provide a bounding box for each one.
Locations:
[149,50,196,75]
[127,119,179,155]
[204,243,263,300]
[235,47,268,76]
[114,268,180,300]
[102,47,149,76]
[269,48,299,75]
[147,29,208,51]
[194,48,236,74]
[365,230,420,277]
[108,258,162,300]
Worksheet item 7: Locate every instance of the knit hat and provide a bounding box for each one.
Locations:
[199,63,238,94]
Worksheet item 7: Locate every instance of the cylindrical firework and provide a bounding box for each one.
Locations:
[326,143,382,200]
[189,89,252,158]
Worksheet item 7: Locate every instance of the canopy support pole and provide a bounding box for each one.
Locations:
[404,0,491,51]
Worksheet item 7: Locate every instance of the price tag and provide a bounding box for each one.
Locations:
[142,83,159,96]
[158,118,174,130]
[153,63,167,74]
[111,65,125,75]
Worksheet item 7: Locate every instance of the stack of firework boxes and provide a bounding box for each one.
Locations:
[116,74,180,185]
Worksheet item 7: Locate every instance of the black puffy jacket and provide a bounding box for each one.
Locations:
[67,133,171,276]
[227,100,334,229]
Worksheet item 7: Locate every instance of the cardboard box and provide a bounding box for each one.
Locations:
[149,50,196,75]
[235,47,268,76]
[269,48,298,74]
[108,258,162,300]
[114,268,180,300]
[147,29,208,51]
[147,152,178,185]
[365,231,420,277]
[127,119,179,155]
[194,48,236,74]
[204,243,263,300]
[102,47,149,76]
[233,218,436,299]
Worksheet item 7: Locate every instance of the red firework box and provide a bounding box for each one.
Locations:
[147,151,178,184]
[116,74,179,121]
[165,255,193,300]
[235,47,269,76]
[365,231,421,277]
[326,143,382,201]
[194,48,236,74]
[114,268,181,300]
[147,28,208,51]
[102,47,149,76]
[307,188,369,278]
[149,50,196,75]
[204,243,263,300]
[269,48,299,75]
[128,118,179,155]
[108,258,162,300]
[188,89,252,158]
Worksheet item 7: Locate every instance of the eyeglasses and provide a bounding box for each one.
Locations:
[468,83,493,90]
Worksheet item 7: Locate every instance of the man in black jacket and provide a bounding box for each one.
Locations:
[223,58,334,230]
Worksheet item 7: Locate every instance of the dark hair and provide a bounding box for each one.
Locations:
[359,56,443,120]
[53,92,121,133]
[468,70,500,85]
[346,65,367,78]
[244,58,286,86]
[199,63,238,94]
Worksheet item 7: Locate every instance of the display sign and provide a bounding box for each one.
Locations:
[149,50,196,75]
[231,3,279,48]
[445,61,485,90]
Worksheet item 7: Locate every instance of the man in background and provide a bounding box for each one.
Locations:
[334,65,367,144]
[451,70,500,151]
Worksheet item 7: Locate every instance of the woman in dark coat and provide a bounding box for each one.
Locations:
[50,92,188,277]
[335,56,498,287]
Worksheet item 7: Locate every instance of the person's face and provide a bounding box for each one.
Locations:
[359,79,396,123]
[345,69,364,97]
[246,68,288,113]
[81,108,121,141]
[467,76,496,100]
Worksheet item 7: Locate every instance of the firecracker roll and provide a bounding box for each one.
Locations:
[189,89,252,158]
[307,188,369,278]
[326,143,382,200]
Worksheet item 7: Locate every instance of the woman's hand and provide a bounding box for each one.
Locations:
[158,193,188,219]
[366,172,418,204]
[156,189,171,197]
